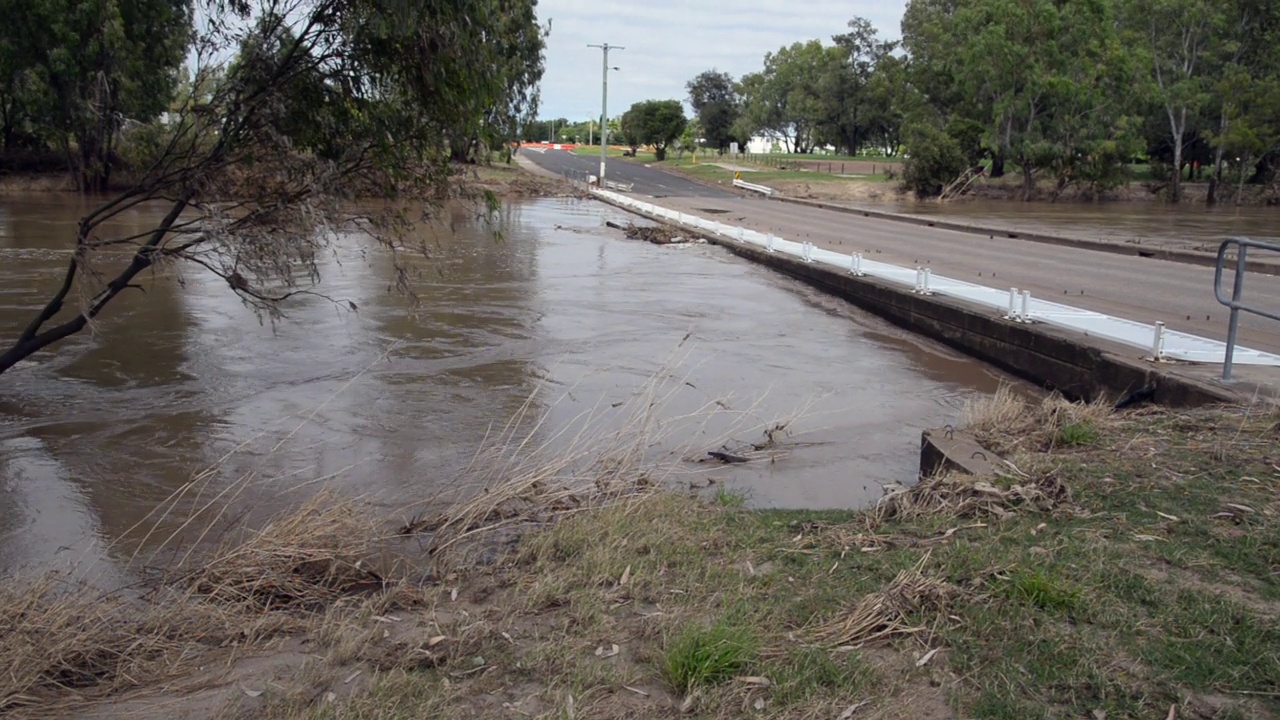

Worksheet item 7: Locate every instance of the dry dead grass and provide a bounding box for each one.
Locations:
[0,491,402,716]
[811,554,960,649]
[876,471,1071,522]
[960,383,1116,453]
[172,491,391,612]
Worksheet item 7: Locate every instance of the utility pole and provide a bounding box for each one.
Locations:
[588,43,623,184]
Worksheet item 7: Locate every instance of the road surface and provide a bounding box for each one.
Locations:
[519,146,735,199]
[522,148,1280,361]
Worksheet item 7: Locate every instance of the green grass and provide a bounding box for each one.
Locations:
[246,402,1280,720]
[742,152,901,163]
[1057,420,1099,446]
[713,485,748,507]
[570,146,645,159]
[660,618,758,692]
[1005,569,1081,612]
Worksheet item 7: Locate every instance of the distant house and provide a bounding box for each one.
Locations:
[745,135,780,154]
[742,133,837,155]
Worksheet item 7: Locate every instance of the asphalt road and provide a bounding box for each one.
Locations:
[651,193,1280,358]
[518,147,736,199]
[522,148,1280,363]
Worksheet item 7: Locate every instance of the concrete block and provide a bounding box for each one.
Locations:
[920,427,999,478]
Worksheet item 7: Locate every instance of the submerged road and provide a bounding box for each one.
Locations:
[521,149,1280,361]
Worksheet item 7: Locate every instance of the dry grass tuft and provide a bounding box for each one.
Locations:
[811,555,959,649]
[876,471,1070,522]
[962,386,1117,454]
[0,491,404,716]
[0,576,180,712]
[0,573,307,714]
[961,384,1032,445]
[172,490,389,612]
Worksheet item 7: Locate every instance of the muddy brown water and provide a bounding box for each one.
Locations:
[0,193,1012,579]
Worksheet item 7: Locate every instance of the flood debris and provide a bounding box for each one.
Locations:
[605,220,696,245]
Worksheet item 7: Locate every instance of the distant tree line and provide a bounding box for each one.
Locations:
[675,1,1280,202]
[0,0,544,193]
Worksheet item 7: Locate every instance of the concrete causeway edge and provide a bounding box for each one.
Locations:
[593,192,1255,408]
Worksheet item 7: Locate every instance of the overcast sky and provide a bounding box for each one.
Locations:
[535,0,908,121]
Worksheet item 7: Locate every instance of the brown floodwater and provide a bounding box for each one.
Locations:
[881,198,1279,250]
[0,193,1012,579]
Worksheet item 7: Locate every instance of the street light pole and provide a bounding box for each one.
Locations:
[588,42,623,184]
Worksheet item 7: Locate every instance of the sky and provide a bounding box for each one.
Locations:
[534,0,909,121]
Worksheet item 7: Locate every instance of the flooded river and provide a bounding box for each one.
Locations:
[0,194,1009,577]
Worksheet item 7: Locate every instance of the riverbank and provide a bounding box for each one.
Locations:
[7,391,1277,719]
[0,161,576,198]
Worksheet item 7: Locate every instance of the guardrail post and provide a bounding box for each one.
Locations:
[1151,321,1167,361]
[737,227,745,242]
[922,268,933,295]
[1223,244,1248,381]
[1019,290,1031,322]
[766,234,776,252]
[850,253,863,276]
[914,267,924,292]
[1007,288,1020,320]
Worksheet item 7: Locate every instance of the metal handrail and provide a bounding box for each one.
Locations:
[1214,237,1280,381]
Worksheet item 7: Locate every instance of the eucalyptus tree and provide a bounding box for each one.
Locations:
[686,70,740,153]
[4,0,192,191]
[0,0,546,377]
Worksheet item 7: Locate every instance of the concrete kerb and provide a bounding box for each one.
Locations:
[590,191,1250,408]
[770,195,1280,277]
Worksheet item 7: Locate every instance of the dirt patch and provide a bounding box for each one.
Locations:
[770,179,908,204]
[462,162,578,199]
[1138,564,1280,619]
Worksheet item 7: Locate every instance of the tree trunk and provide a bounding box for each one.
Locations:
[1168,108,1185,203]
[654,146,667,161]
[1236,155,1250,205]
[1208,135,1226,206]
[990,152,1005,178]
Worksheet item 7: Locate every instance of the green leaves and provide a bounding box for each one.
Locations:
[620,100,686,161]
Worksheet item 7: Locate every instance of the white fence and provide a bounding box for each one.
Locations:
[593,189,1280,367]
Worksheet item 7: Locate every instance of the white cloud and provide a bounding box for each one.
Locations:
[535,0,907,120]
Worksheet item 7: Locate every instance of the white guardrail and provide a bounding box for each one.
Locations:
[592,188,1280,368]
[733,178,774,196]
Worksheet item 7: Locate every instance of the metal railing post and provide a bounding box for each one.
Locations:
[1223,244,1248,381]
[1152,321,1167,361]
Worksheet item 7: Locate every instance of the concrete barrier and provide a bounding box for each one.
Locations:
[920,428,998,478]
[733,178,775,196]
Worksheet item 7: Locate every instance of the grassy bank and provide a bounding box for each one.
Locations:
[9,388,1276,719]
